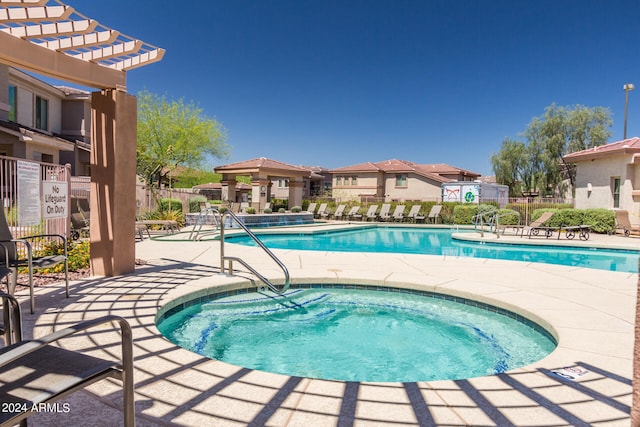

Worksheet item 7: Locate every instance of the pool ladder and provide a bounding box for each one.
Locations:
[189,206,222,240]
[219,210,290,294]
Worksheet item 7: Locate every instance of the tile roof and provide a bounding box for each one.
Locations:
[564,137,640,161]
[215,157,310,174]
[330,159,480,183]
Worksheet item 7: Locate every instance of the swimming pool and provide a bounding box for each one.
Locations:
[226,227,639,273]
[157,285,557,382]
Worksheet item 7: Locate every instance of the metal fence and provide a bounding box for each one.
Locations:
[1,155,72,247]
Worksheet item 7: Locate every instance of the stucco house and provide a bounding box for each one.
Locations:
[1,66,91,175]
[330,159,480,202]
[563,137,640,218]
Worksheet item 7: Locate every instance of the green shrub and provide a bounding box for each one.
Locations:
[158,198,183,213]
[246,207,256,214]
[145,209,185,227]
[552,208,584,227]
[278,208,286,213]
[291,206,302,213]
[453,204,478,224]
[495,209,520,225]
[188,195,208,213]
[583,208,615,233]
[30,240,90,273]
[263,207,272,214]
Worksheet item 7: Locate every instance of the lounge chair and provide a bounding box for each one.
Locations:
[70,212,90,240]
[0,207,68,314]
[305,202,317,215]
[346,206,362,221]
[377,204,392,221]
[0,292,135,427]
[391,205,406,222]
[523,211,556,238]
[315,203,328,219]
[329,204,346,220]
[405,205,425,223]
[614,209,640,236]
[365,205,379,221]
[427,205,442,223]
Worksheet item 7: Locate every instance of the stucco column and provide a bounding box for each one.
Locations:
[90,89,136,276]
[251,178,269,210]
[221,178,237,203]
[288,179,304,209]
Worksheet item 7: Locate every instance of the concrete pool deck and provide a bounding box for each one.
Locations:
[13,225,640,426]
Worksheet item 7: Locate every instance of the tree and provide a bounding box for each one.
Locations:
[136,91,229,192]
[491,104,612,196]
[490,138,527,197]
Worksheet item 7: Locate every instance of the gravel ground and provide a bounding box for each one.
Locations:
[10,269,92,292]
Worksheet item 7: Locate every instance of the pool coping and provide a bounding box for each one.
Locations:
[21,229,638,426]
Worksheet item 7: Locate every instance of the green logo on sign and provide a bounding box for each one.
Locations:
[464,191,475,202]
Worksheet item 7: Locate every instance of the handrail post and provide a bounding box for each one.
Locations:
[217,209,290,294]
[220,212,226,274]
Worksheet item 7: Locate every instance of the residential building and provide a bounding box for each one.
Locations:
[0,65,91,175]
[330,159,481,202]
[564,137,640,215]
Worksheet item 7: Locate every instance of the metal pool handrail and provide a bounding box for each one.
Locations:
[472,208,498,237]
[189,206,221,240]
[219,210,290,294]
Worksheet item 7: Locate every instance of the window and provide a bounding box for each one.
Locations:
[335,176,342,186]
[35,95,48,131]
[395,174,407,187]
[8,85,16,122]
[351,176,357,186]
[612,177,621,208]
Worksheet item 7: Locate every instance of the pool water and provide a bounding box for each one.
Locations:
[227,227,639,273]
[157,287,557,382]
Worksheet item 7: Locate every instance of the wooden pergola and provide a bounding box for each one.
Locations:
[0,0,164,275]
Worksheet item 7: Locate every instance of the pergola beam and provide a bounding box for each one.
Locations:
[0,1,48,5]
[72,40,142,62]
[2,18,96,38]
[0,29,125,88]
[0,5,72,21]
[36,29,118,50]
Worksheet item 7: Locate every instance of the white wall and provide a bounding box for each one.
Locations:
[573,155,638,213]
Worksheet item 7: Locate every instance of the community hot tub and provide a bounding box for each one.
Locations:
[156,282,557,383]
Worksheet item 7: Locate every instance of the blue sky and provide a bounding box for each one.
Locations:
[50,1,640,175]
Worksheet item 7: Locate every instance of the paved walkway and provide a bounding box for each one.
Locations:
[12,224,640,426]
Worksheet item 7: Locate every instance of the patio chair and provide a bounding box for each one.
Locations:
[377,204,392,221]
[365,205,379,221]
[346,206,362,221]
[0,295,135,427]
[405,205,425,223]
[391,205,406,222]
[0,207,68,314]
[523,211,556,238]
[614,209,640,236]
[329,204,346,220]
[427,205,442,223]
[305,202,317,215]
[315,203,328,219]
[0,283,20,345]
[70,212,90,240]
